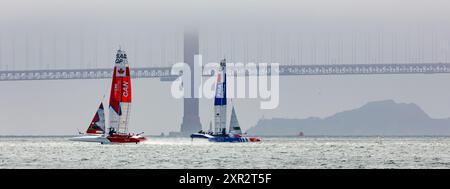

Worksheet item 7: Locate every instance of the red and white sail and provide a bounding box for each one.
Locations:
[109,49,132,134]
[86,103,106,134]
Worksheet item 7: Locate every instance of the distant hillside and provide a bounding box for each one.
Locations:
[247,100,450,136]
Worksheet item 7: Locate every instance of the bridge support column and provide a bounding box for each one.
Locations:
[180,29,202,135]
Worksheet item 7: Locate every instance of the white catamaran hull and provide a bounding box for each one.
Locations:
[69,135,110,143]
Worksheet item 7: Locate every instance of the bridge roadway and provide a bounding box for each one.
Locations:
[1,63,450,81]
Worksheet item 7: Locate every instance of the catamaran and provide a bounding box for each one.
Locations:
[190,59,261,142]
[70,48,146,144]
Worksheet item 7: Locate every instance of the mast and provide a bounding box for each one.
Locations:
[208,121,213,133]
[109,49,132,134]
[214,59,227,134]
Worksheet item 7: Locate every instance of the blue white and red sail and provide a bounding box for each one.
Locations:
[69,102,109,143]
[86,103,106,134]
[214,59,227,134]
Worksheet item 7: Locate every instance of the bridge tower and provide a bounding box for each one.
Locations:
[180,29,202,135]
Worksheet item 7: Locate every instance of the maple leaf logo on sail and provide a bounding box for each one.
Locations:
[116,67,126,77]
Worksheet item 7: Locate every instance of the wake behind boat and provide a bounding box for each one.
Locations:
[70,48,146,144]
[190,59,261,143]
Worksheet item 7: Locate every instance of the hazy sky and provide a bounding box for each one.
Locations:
[2,0,450,135]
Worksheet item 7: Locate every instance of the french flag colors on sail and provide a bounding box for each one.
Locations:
[214,59,227,133]
[214,65,226,106]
